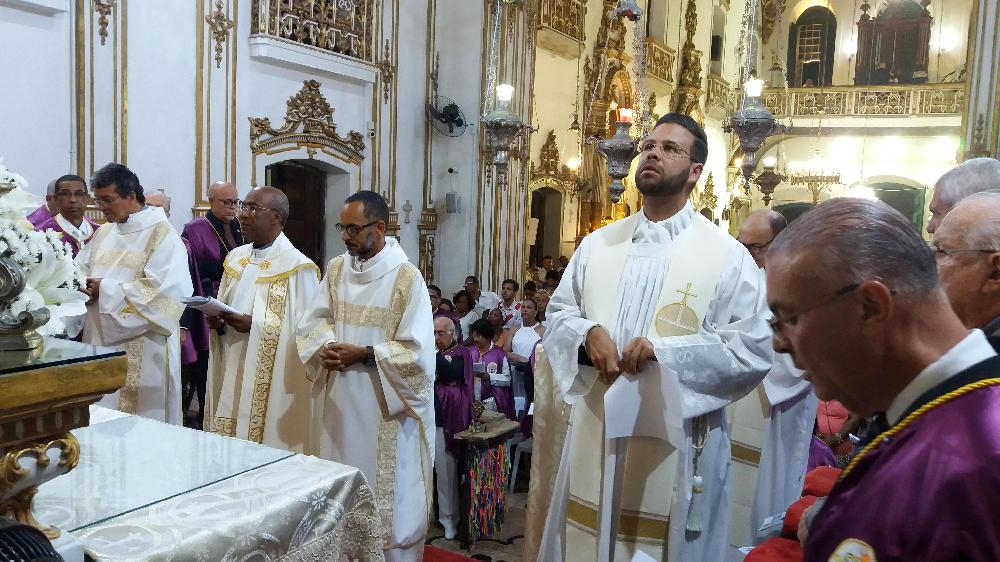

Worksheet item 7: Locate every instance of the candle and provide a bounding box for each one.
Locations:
[743,78,765,98]
[618,108,633,124]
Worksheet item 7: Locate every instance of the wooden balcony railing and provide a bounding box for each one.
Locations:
[760,83,965,117]
[645,38,676,84]
[251,0,374,62]
[539,0,586,43]
[706,73,731,113]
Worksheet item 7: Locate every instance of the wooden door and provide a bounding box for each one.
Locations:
[265,161,326,268]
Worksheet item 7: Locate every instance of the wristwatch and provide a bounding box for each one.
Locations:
[363,346,376,366]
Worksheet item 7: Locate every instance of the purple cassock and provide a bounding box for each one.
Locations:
[181,213,243,295]
[34,216,99,257]
[179,238,208,365]
[436,345,474,456]
[27,205,53,228]
[804,355,1000,562]
[469,343,515,421]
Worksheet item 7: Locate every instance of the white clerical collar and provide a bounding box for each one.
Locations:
[886,329,996,425]
[639,201,695,239]
[117,206,167,235]
[54,213,93,241]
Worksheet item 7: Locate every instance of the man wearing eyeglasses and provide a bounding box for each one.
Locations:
[204,186,319,452]
[69,162,193,424]
[180,181,244,425]
[35,174,99,257]
[535,114,772,562]
[933,192,1000,340]
[297,190,435,562]
[736,210,819,544]
[766,197,1000,562]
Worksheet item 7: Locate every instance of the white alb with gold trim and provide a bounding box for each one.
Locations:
[69,206,193,424]
[205,232,320,452]
[538,203,772,562]
[296,237,435,560]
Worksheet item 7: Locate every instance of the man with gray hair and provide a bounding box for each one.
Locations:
[766,197,1000,562]
[927,157,1000,234]
[932,191,1000,338]
[433,315,471,539]
[27,178,61,227]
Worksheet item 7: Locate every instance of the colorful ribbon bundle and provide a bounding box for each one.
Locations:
[466,442,510,544]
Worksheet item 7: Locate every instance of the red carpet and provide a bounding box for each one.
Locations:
[423,545,478,562]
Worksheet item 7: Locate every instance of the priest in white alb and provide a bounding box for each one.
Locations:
[69,163,192,424]
[204,187,319,451]
[737,209,818,541]
[536,113,772,562]
[297,190,435,562]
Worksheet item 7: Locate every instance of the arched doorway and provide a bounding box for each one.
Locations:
[529,186,563,269]
[787,6,837,87]
[265,158,352,268]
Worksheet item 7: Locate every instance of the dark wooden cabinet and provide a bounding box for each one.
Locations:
[854,0,932,85]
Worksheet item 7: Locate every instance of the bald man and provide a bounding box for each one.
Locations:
[181,181,244,424]
[933,192,1000,339]
[927,157,1000,234]
[145,191,171,217]
[205,186,320,450]
[735,210,818,543]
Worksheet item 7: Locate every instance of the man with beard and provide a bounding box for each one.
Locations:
[35,174,99,257]
[297,190,435,562]
[535,113,771,562]
[204,187,319,451]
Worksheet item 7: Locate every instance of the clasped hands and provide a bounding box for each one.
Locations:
[80,277,102,303]
[206,312,252,333]
[585,326,655,385]
[318,341,367,372]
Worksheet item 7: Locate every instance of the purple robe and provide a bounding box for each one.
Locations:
[179,238,208,365]
[804,357,1000,562]
[34,215,99,257]
[469,343,515,420]
[26,205,53,228]
[181,214,242,361]
[436,345,474,456]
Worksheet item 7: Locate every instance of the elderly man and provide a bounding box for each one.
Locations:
[933,192,1000,338]
[205,187,319,451]
[737,209,818,542]
[36,174,99,257]
[767,197,1000,562]
[297,190,434,562]
[70,163,192,423]
[27,178,60,227]
[181,181,244,424]
[927,157,1000,234]
[433,316,472,540]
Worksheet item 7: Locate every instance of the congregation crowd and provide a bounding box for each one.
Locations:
[24,111,1000,562]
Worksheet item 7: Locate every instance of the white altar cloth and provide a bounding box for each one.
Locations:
[34,407,384,561]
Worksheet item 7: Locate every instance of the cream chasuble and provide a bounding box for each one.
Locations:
[205,233,320,452]
[296,238,435,558]
[536,203,772,562]
[70,206,192,424]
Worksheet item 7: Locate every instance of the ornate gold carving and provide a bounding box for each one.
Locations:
[247,277,289,443]
[645,37,676,84]
[536,130,562,177]
[968,114,990,159]
[249,80,366,164]
[761,84,966,118]
[250,0,374,62]
[582,0,632,138]
[417,211,437,283]
[539,0,586,42]
[673,0,704,124]
[95,0,115,46]
[706,73,731,113]
[374,39,394,104]
[206,0,234,69]
[700,173,718,212]
[0,433,80,538]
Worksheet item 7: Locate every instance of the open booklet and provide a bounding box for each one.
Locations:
[180,296,241,317]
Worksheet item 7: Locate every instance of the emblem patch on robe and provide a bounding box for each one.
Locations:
[655,282,701,336]
[829,538,876,562]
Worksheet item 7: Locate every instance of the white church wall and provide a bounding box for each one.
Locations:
[0,2,75,197]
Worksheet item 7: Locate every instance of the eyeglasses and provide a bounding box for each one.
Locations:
[94,194,123,207]
[928,241,998,259]
[768,283,862,334]
[334,221,380,237]
[211,197,239,208]
[639,140,698,162]
[742,238,775,255]
[236,200,278,215]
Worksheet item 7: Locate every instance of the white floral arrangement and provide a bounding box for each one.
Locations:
[0,158,87,334]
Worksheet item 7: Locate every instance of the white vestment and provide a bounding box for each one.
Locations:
[749,350,817,542]
[70,206,192,424]
[297,238,435,561]
[205,233,320,452]
[538,204,772,562]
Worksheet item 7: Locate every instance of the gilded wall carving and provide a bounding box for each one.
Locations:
[251,0,374,62]
[673,0,704,124]
[206,0,234,68]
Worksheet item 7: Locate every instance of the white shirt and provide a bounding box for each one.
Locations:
[886,329,996,425]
